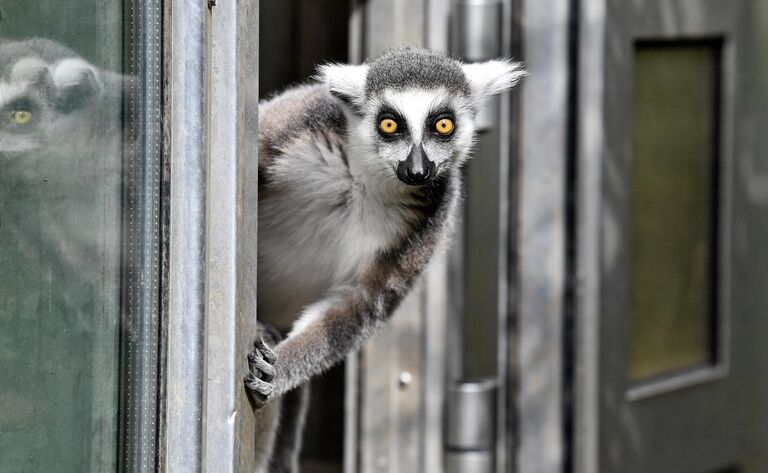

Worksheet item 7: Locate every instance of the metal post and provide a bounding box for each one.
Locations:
[163,0,207,471]
[205,0,261,471]
[515,0,570,472]
[163,0,260,471]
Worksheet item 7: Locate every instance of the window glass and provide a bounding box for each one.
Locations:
[461,129,502,380]
[0,1,159,471]
[627,42,720,382]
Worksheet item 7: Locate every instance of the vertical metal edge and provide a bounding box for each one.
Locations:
[204,0,261,471]
[155,1,173,468]
[201,1,261,470]
[203,0,239,470]
[348,0,365,65]
[156,1,176,469]
[516,0,569,472]
[119,0,165,471]
[164,0,207,471]
[233,1,261,471]
[497,0,519,471]
[573,0,605,472]
[425,0,452,53]
[717,13,737,393]
[344,351,361,473]
[422,255,449,473]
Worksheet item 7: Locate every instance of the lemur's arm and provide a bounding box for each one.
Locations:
[246,175,456,401]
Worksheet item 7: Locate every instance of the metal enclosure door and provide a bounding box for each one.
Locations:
[577,1,768,472]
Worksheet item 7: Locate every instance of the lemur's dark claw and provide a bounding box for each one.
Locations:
[245,373,274,408]
[248,350,276,382]
[254,337,277,364]
[245,337,278,409]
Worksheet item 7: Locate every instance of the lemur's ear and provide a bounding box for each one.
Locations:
[462,59,526,98]
[316,63,369,111]
[11,57,50,83]
[52,58,101,113]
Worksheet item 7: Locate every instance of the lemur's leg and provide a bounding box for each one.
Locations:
[268,383,311,473]
[250,323,283,472]
[261,175,457,397]
[254,398,281,473]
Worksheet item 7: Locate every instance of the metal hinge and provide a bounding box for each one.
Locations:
[445,379,498,473]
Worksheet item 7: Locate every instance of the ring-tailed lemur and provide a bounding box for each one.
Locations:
[0,38,131,285]
[246,47,525,471]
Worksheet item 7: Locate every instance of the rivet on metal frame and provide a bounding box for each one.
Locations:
[398,371,414,389]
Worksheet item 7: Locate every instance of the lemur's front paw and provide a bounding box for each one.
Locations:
[245,337,277,410]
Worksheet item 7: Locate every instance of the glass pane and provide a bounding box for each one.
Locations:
[461,130,501,379]
[0,1,160,471]
[628,42,720,382]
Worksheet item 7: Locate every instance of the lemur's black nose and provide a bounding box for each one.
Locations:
[397,144,435,186]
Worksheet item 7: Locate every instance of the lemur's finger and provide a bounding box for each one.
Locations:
[254,337,277,364]
[246,384,269,410]
[244,374,274,397]
[248,352,276,382]
[248,346,263,361]
[252,395,268,410]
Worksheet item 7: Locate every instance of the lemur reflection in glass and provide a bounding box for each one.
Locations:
[0,38,128,298]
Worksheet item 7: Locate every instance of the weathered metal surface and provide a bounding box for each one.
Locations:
[515,0,570,472]
[576,1,768,472]
[163,1,207,471]
[233,1,262,470]
[204,0,261,471]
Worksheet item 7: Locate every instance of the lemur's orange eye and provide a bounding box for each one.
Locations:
[379,118,398,134]
[435,118,454,135]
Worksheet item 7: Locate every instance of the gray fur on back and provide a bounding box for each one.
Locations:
[259,83,347,158]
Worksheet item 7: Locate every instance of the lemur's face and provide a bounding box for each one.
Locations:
[363,87,475,186]
[0,41,102,159]
[318,48,525,186]
[0,58,53,156]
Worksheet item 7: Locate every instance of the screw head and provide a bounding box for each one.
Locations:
[398,371,413,389]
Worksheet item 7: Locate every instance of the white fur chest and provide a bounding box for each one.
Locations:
[257,139,416,331]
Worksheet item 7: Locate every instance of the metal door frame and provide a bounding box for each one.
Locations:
[163,1,261,471]
[513,0,571,472]
[575,1,768,472]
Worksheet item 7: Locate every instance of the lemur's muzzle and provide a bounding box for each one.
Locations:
[396,143,436,186]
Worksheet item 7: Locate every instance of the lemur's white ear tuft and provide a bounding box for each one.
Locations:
[315,63,369,106]
[11,57,50,82]
[462,60,526,98]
